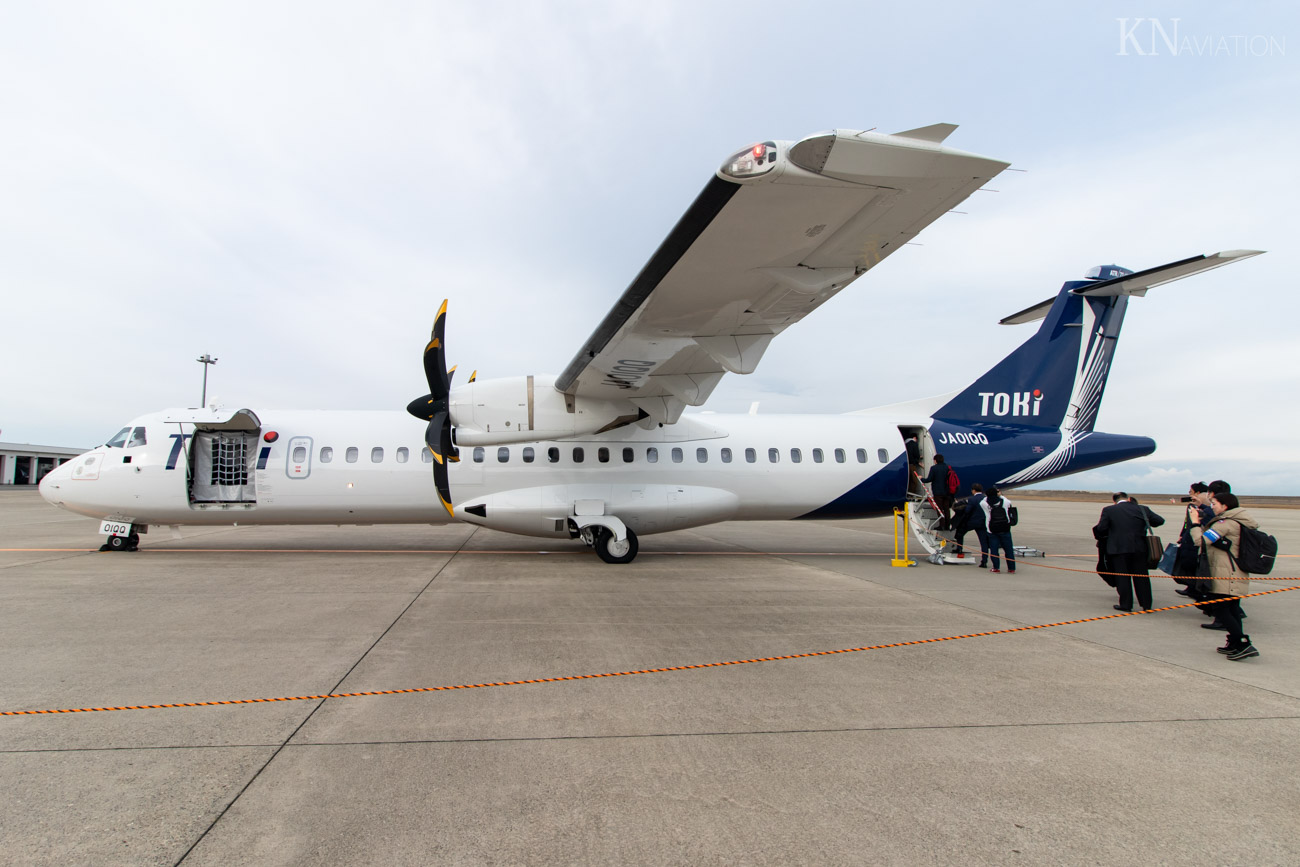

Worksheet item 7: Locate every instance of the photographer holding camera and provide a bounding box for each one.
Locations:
[1188,491,1260,661]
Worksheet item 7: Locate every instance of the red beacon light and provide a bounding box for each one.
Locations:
[720,141,778,180]
[263,431,279,443]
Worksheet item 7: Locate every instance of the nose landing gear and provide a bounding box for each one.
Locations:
[102,532,140,552]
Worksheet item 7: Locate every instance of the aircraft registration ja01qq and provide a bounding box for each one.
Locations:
[39,125,1262,563]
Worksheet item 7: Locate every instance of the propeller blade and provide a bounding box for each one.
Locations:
[423,411,455,517]
[411,300,459,518]
[421,300,452,398]
[425,411,448,464]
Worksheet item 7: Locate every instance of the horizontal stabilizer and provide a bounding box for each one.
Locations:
[1072,249,1263,297]
[891,123,958,143]
[1000,249,1264,325]
[1000,298,1056,326]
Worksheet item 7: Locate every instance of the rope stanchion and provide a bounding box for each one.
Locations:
[4,585,1296,718]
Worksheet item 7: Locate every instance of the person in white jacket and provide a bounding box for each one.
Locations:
[980,487,1015,573]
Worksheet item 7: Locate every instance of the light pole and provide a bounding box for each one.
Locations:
[196,354,218,407]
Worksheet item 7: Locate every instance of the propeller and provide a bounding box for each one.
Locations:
[405,300,460,516]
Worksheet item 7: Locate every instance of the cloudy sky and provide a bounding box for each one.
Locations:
[2,2,1297,493]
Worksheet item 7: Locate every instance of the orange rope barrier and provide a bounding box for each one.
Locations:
[4,585,1296,718]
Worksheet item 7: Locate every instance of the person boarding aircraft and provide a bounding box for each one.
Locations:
[39,126,1261,563]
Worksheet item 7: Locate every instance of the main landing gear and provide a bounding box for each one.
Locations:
[575,523,639,564]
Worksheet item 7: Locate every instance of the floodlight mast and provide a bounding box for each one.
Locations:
[196,354,218,407]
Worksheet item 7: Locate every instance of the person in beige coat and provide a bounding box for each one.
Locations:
[1188,491,1260,660]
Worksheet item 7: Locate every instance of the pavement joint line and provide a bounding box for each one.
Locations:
[7,714,1300,755]
[168,524,480,867]
[5,584,1297,719]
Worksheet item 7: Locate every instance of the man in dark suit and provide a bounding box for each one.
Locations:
[1093,492,1166,611]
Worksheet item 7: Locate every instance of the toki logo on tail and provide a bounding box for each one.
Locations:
[978,389,1044,418]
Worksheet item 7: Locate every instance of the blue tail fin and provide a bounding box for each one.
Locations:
[934,273,1130,431]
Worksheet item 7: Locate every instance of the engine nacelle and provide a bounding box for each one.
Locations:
[452,484,741,538]
[449,374,642,446]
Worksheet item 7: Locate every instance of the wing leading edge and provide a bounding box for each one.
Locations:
[556,127,1010,424]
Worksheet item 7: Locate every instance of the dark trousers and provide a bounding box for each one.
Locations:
[933,494,953,530]
[1110,552,1152,610]
[955,526,989,563]
[1205,592,1247,636]
[1205,593,1247,642]
[987,532,1015,571]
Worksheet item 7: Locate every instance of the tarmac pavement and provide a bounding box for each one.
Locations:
[2,489,1298,865]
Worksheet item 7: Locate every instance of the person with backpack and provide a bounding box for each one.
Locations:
[980,487,1016,573]
[1188,491,1260,661]
[1092,492,1165,612]
[923,453,959,530]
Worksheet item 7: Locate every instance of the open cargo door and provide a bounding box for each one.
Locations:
[161,408,262,506]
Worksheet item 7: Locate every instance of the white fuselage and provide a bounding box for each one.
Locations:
[39,409,916,538]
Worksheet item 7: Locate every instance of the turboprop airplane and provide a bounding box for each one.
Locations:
[38,125,1261,563]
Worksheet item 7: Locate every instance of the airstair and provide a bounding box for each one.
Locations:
[906,469,977,566]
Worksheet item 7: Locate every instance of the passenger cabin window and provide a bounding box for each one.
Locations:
[812,448,824,464]
[647,447,659,463]
[696,447,708,463]
[572,447,585,463]
[598,447,610,463]
[371,447,384,463]
[321,447,334,463]
[421,449,432,463]
[721,448,732,463]
[105,427,131,448]
[835,448,846,463]
[498,447,510,463]
[745,448,756,463]
[547,447,560,463]
[622,447,634,463]
[856,448,867,463]
[768,448,780,463]
[473,447,485,463]
[878,448,890,463]
[292,446,307,462]
[127,427,147,447]
[671,448,683,463]
[523,447,535,463]
[396,447,409,463]
[791,448,802,463]
[346,447,359,463]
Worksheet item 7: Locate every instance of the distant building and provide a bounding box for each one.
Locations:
[1,442,88,485]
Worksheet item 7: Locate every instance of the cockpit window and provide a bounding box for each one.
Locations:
[127,427,147,447]
[105,427,131,448]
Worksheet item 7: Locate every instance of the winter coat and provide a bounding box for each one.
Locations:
[964,493,987,530]
[924,461,952,496]
[1093,500,1165,555]
[981,495,1014,533]
[1188,507,1258,596]
[1175,503,1215,576]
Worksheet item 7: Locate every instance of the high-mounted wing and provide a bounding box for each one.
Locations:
[555,127,1010,424]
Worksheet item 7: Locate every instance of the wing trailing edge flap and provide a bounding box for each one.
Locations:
[1000,250,1265,325]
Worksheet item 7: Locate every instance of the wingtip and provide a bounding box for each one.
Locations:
[891,123,959,144]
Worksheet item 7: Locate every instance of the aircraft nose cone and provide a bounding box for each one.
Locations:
[38,463,65,507]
